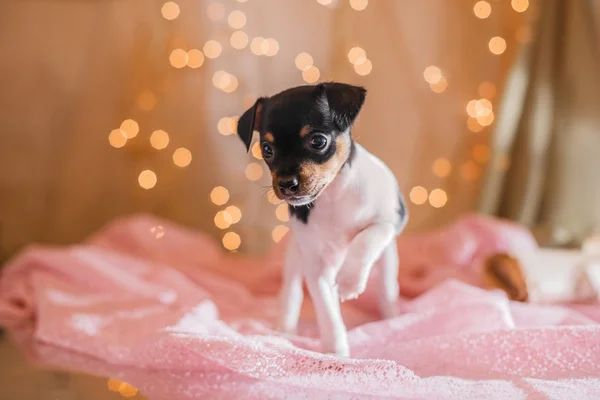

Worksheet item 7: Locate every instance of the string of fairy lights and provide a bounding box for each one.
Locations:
[409,0,532,209]
[106,0,532,255]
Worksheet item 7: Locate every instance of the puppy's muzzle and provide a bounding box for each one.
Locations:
[278,177,300,196]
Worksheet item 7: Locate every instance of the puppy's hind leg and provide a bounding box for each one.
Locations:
[376,241,401,319]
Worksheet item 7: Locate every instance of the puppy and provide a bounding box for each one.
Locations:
[237,82,408,356]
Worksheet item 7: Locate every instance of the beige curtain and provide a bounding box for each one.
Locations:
[478,0,600,247]
[0,0,537,258]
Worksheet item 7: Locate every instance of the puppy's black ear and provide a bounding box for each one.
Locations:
[237,98,265,152]
[317,82,366,131]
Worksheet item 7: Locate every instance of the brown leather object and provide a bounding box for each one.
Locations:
[483,253,529,302]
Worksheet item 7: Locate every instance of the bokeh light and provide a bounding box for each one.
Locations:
[225,205,242,224]
[227,116,239,133]
[173,147,192,167]
[109,129,127,148]
[251,142,263,159]
[203,40,222,59]
[222,76,239,93]
[272,225,290,243]
[161,1,180,20]
[210,186,229,205]
[428,189,448,208]
[432,158,452,178]
[119,383,138,397]
[409,186,428,205]
[169,48,189,68]
[348,47,367,65]
[230,31,249,49]
[350,0,368,11]
[475,99,493,117]
[107,379,139,398]
[275,203,290,222]
[245,162,264,181]
[107,379,122,392]
[302,65,321,83]
[466,100,478,118]
[120,119,139,139]
[430,77,448,93]
[467,117,484,133]
[218,117,231,135]
[214,210,233,229]
[138,170,157,190]
[473,1,491,19]
[511,0,529,12]
[250,37,267,55]
[354,59,372,76]
[423,66,442,84]
[228,10,247,29]
[489,36,507,55]
[265,38,280,56]
[468,98,494,122]
[222,232,241,250]
[212,71,238,92]
[150,130,170,150]
[477,111,495,126]
[295,52,314,71]
[187,49,204,68]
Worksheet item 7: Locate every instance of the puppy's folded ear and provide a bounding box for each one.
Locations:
[237,98,265,152]
[317,82,367,131]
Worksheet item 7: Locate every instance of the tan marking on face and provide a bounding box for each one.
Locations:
[270,170,285,199]
[264,133,274,143]
[298,135,351,196]
[299,126,311,138]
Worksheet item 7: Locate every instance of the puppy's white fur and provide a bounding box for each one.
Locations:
[277,142,404,357]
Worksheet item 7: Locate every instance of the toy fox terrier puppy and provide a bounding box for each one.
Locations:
[237,82,407,356]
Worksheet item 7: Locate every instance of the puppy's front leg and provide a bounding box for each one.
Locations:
[277,236,304,333]
[336,223,396,301]
[306,269,349,356]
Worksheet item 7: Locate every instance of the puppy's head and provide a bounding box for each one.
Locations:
[236,82,366,206]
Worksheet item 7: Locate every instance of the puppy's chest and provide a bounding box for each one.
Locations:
[293,190,369,246]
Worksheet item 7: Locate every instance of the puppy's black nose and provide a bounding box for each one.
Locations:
[279,177,299,195]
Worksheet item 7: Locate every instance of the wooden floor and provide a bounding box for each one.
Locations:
[0,334,144,400]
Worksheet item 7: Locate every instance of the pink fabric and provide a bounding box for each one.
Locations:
[1,213,599,399]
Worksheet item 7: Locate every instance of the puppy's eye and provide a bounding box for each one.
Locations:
[310,135,328,150]
[261,143,274,158]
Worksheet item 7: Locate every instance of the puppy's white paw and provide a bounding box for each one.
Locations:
[336,276,367,302]
[323,343,350,357]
